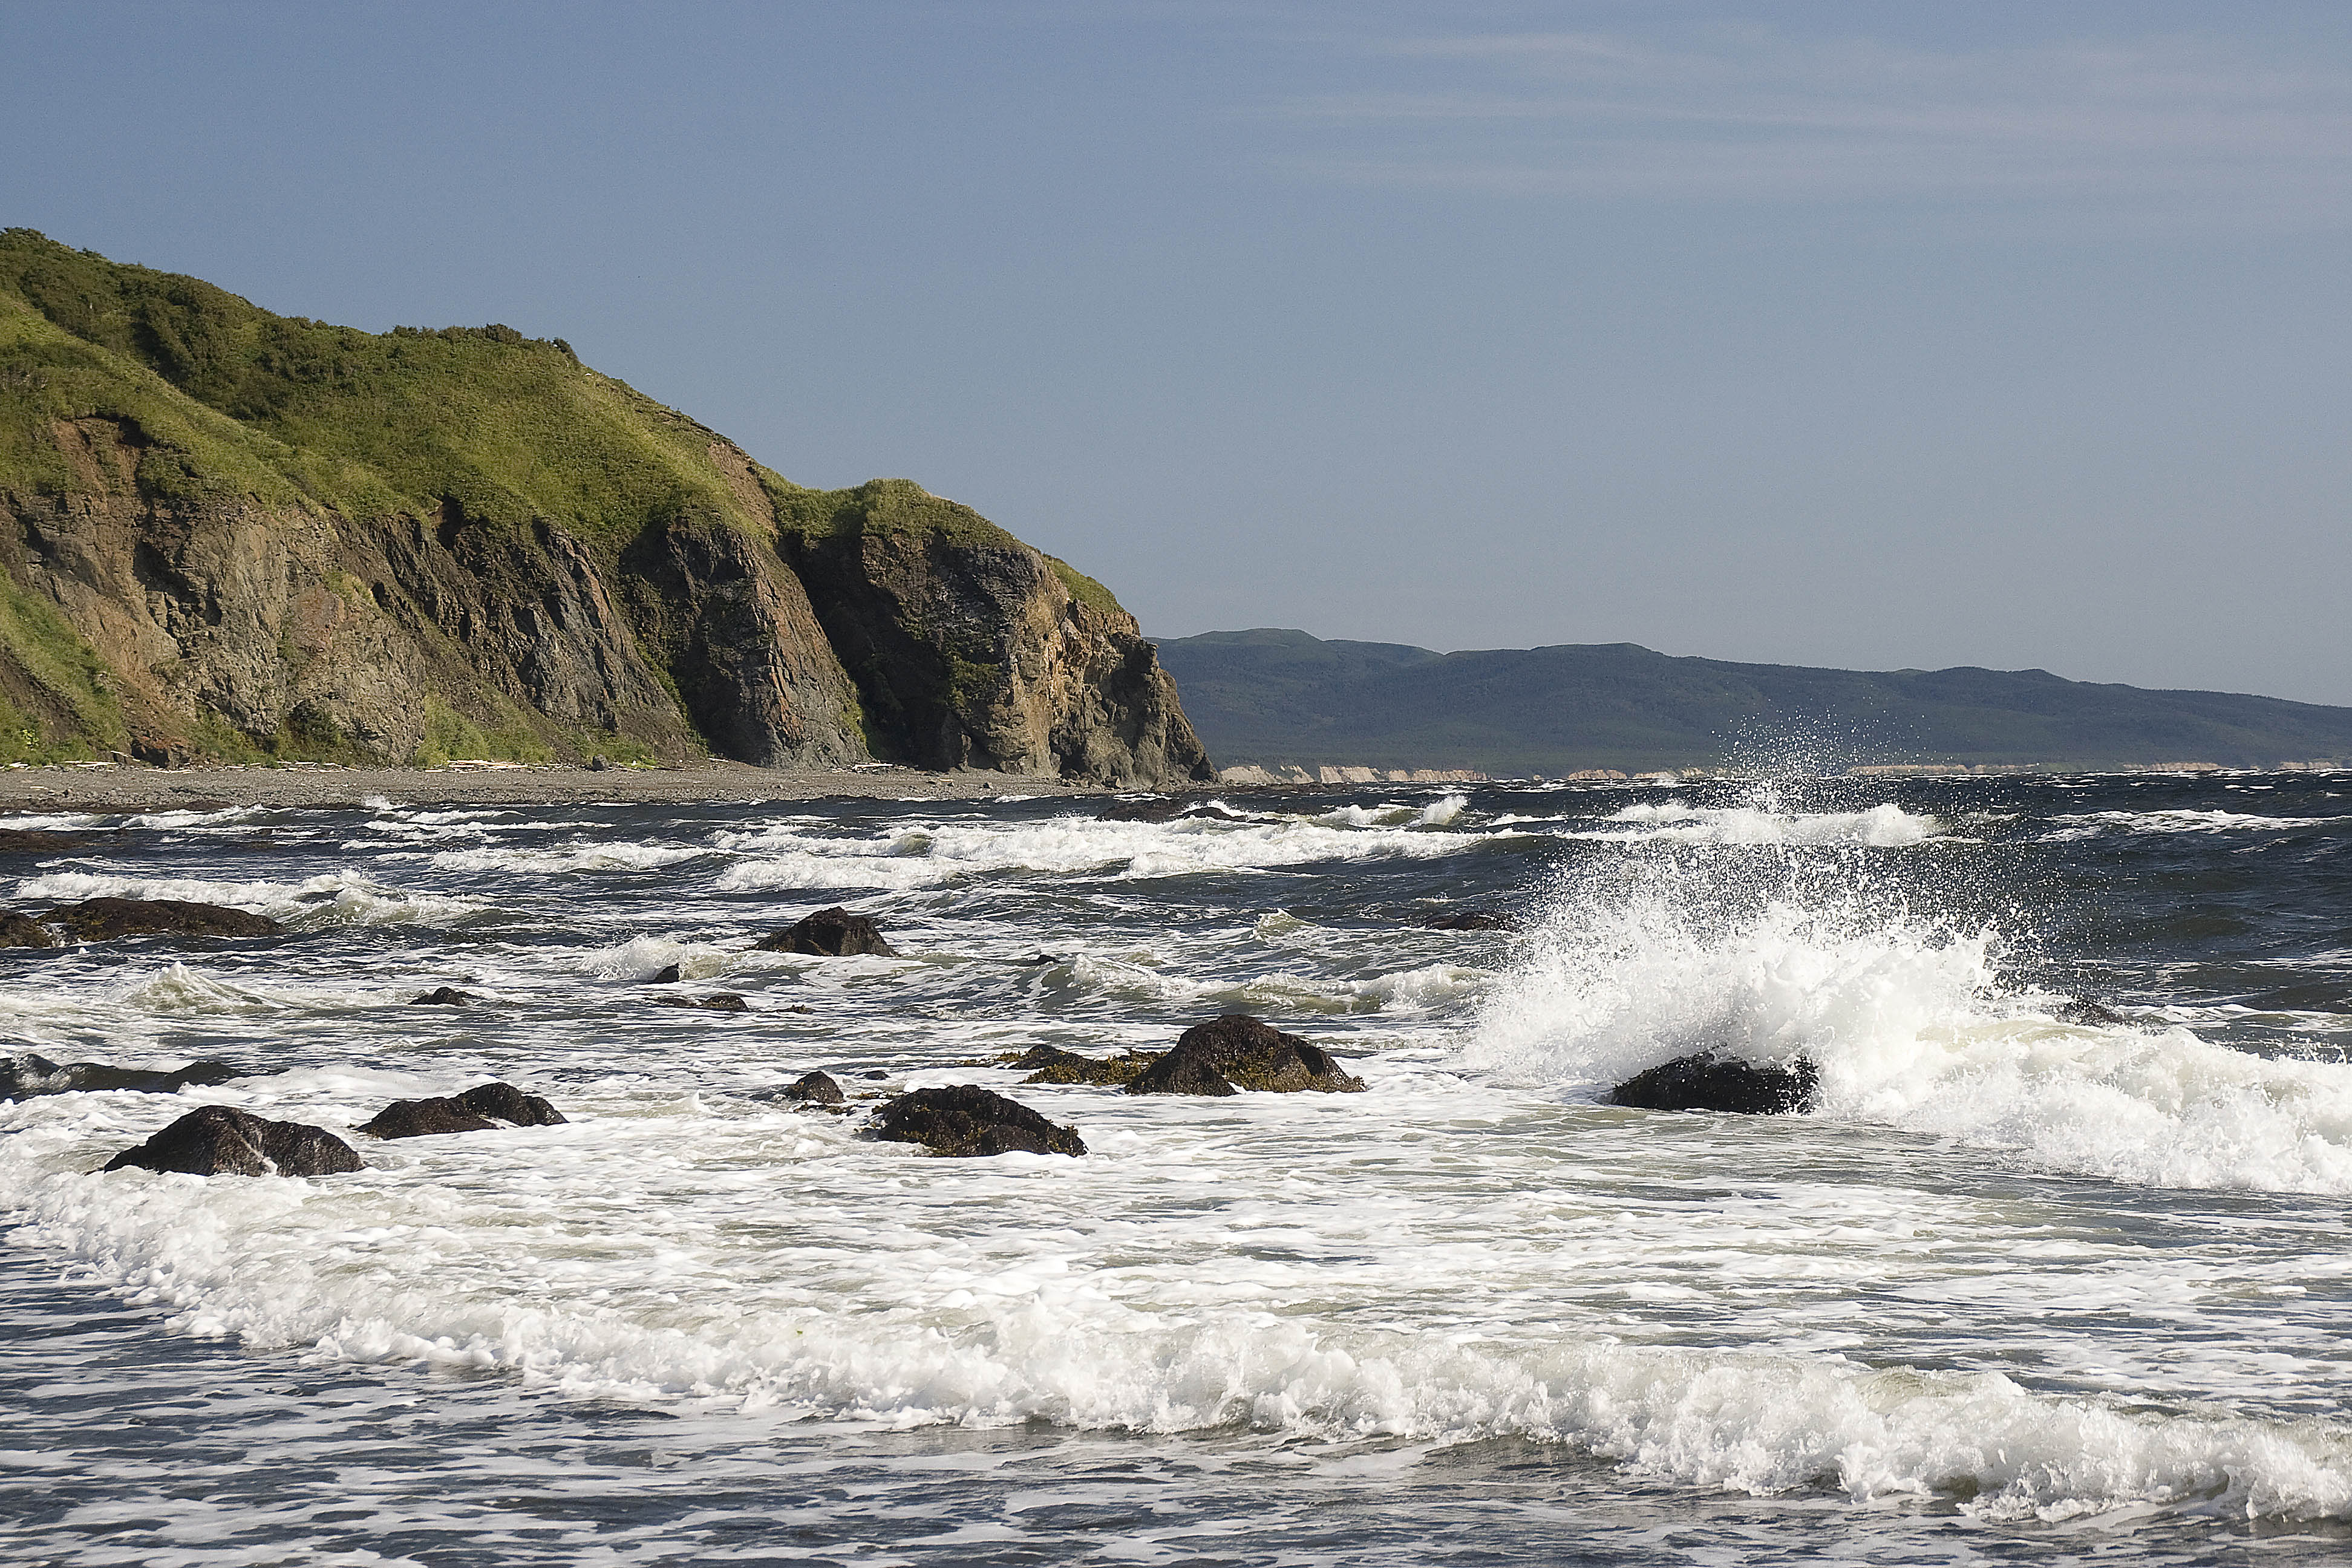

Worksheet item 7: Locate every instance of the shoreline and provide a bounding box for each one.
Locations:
[0,760,1135,813]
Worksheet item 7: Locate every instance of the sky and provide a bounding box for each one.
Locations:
[4,1,2348,702]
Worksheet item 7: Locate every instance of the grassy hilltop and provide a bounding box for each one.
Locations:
[0,231,1205,784]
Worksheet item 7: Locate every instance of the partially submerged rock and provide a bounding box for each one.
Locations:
[0,828,94,855]
[778,1070,844,1105]
[47,897,283,941]
[1096,798,1246,824]
[1608,1051,1819,1114]
[0,912,57,949]
[1005,1044,1154,1087]
[410,985,474,1005]
[1420,911,1518,932]
[103,1105,363,1177]
[657,992,749,1011]
[359,1080,567,1140]
[755,907,895,958]
[3,1052,244,1100]
[1126,1014,1367,1097]
[867,1085,1085,1157]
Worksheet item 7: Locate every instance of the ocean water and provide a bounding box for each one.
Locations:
[2,770,2350,1565]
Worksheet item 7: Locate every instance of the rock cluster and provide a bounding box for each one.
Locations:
[359,1082,568,1140]
[2,1053,246,1100]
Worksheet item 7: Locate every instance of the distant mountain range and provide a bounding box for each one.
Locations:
[1152,629,2352,775]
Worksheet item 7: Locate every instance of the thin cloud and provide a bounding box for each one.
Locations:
[1269,25,2352,226]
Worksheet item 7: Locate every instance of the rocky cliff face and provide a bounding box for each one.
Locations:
[0,230,1212,782]
[776,480,1212,787]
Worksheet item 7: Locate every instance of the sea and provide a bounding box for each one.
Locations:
[2,768,2350,1566]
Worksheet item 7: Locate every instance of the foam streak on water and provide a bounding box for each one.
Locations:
[2,772,2351,1563]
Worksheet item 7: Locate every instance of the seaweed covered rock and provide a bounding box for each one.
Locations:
[0,829,94,855]
[756,907,895,958]
[868,1085,1085,1157]
[103,1105,362,1177]
[1125,1014,1367,1097]
[0,913,57,949]
[48,897,283,941]
[2,1052,244,1100]
[1007,1044,1154,1087]
[1608,1051,1819,1114]
[359,1081,567,1139]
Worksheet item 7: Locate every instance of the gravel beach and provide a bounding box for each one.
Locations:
[0,760,1129,814]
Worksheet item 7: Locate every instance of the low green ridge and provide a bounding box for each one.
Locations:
[1155,629,2352,773]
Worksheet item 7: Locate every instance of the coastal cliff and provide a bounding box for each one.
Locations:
[0,230,1212,783]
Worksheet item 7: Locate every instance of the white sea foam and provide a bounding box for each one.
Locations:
[12,869,485,928]
[2040,809,2351,841]
[4,1087,2347,1524]
[1570,802,1945,848]
[714,812,1496,892]
[1472,870,2352,1194]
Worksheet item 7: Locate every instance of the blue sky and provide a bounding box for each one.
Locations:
[5,2,2348,701]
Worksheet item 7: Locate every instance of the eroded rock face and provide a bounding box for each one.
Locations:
[2,1053,243,1100]
[1607,1051,1819,1114]
[359,1080,567,1139]
[48,897,283,940]
[1126,1014,1367,1097]
[867,1085,1086,1157]
[103,1105,362,1177]
[756,907,895,957]
[776,480,1215,788]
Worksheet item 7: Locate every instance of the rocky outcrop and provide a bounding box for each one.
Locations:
[2,1052,243,1099]
[47,897,282,939]
[359,1080,566,1139]
[777,1070,844,1105]
[1008,1044,1154,1087]
[0,232,1215,783]
[1608,1051,1819,1114]
[868,1084,1086,1157]
[0,912,56,947]
[1126,1014,1367,1096]
[103,1105,363,1177]
[756,907,895,957]
[410,985,474,1005]
[774,480,1214,787]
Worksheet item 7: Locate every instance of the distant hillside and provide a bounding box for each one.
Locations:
[1154,629,2352,774]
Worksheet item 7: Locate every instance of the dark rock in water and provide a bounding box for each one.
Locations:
[779,1070,844,1105]
[868,1085,1085,1157]
[1023,952,1059,965]
[410,985,474,1005]
[1126,1014,1367,1096]
[452,1081,566,1126]
[860,1070,890,1080]
[2,1052,245,1100]
[103,1105,362,1177]
[650,964,682,984]
[1608,1051,1819,1114]
[656,993,749,1011]
[47,897,283,941]
[755,907,895,958]
[0,829,91,855]
[360,1080,566,1138]
[1097,797,1244,823]
[1420,911,1519,932]
[1007,1043,1154,1087]
[2054,998,2130,1028]
[0,912,57,949]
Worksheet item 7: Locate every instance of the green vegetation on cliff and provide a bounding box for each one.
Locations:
[0,230,1207,784]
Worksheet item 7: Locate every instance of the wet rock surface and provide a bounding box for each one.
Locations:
[756,907,895,957]
[410,985,475,1005]
[777,1070,844,1105]
[102,1105,363,1177]
[360,1081,567,1140]
[0,829,94,855]
[1608,1051,1820,1114]
[2,1053,246,1100]
[1126,1014,1367,1096]
[657,993,749,1011]
[0,912,57,948]
[1419,911,1519,932]
[867,1085,1086,1157]
[47,897,284,941]
[1007,1044,1154,1087]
